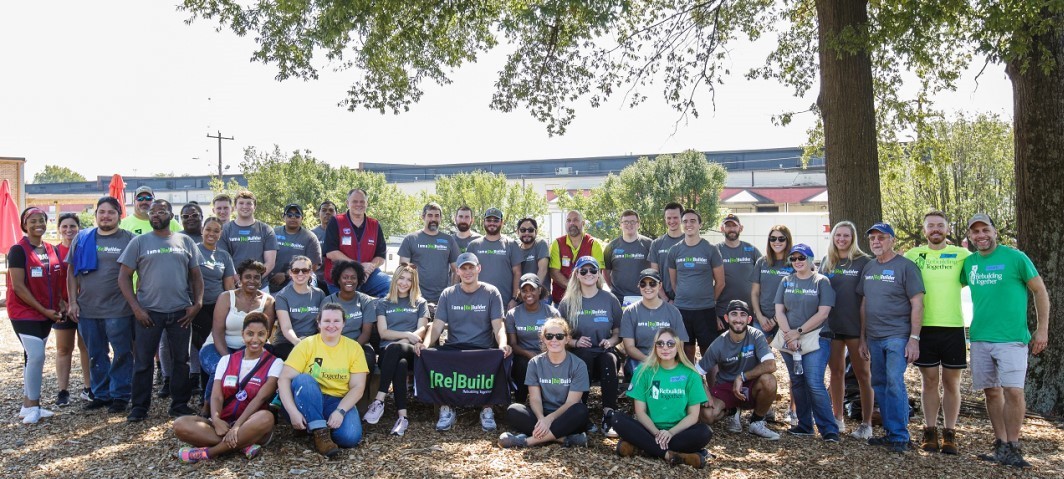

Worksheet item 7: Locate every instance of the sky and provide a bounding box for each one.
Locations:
[1,2,1015,181]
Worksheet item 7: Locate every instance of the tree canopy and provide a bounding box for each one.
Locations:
[423,171,547,236]
[32,165,86,184]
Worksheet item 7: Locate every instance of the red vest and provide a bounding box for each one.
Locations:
[551,234,595,303]
[324,213,380,283]
[219,349,276,421]
[5,237,63,321]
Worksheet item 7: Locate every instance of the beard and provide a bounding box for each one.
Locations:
[150,217,172,231]
[729,322,748,335]
[567,225,581,236]
[725,231,739,241]
[427,221,439,232]
[485,223,501,236]
[456,222,471,232]
[520,235,534,244]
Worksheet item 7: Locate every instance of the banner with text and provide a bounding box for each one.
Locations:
[414,349,511,406]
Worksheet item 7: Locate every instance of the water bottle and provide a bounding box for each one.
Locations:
[792,350,804,375]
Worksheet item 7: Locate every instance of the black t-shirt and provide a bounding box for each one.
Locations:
[323,213,387,259]
[7,243,50,270]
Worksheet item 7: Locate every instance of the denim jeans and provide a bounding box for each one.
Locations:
[867,337,911,442]
[781,337,838,437]
[78,316,135,402]
[290,373,363,447]
[199,344,238,403]
[132,310,192,413]
[359,269,391,298]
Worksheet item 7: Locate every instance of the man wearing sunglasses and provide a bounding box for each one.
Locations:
[467,208,523,311]
[178,203,203,244]
[219,190,278,291]
[120,186,181,235]
[666,209,725,360]
[398,202,459,302]
[515,217,550,290]
[715,214,762,328]
[604,210,652,306]
[269,203,322,293]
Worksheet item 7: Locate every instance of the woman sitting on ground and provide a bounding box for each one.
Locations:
[173,312,280,463]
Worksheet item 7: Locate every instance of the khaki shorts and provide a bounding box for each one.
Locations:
[970,342,1028,390]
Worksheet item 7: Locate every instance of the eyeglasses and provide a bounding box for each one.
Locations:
[655,339,677,348]
[290,268,312,275]
[518,227,536,233]
[180,213,201,220]
[639,280,658,288]
[789,255,808,263]
[285,213,302,218]
[578,267,599,276]
[543,333,566,341]
[769,235,787,243]
[136,195,153,202]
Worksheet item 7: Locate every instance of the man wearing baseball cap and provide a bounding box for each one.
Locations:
[698,300,780,440]
[857,222,924,453]
[466,207,523,311]
[716,214,762,327]
[962,213,1049,468]
[120,186,181,235]
[269,203,322,293]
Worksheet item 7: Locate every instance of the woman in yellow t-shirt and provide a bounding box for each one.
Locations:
[277,303,369,458]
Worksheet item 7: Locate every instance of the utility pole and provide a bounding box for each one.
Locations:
[206,130,234,178]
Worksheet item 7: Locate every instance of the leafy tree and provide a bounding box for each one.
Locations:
[208,176,244,200]
[424,171,547,236]
[33,165,86,184]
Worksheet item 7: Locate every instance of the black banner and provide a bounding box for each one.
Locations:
[413,349,511,406]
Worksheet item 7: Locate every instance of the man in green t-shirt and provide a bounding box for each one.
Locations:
[903,211,970,454]
[961,213,1049,469]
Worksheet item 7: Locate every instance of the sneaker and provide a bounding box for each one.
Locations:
[177,446,210,463]
[390,416,409,437]
[107,400,128,414]
[84,398,112,411]
[19,406,55,419]
[724,409,742,433]
[601,409,615,433]
[603,426,619,438]
[850,423,873,440]
[748,420,780,440]
[783,410,799,427]
[835,416,847,434]
[480,407,497,431]
[940,428,958,455]
[563,432,588,448]
[1002,441,1032,468]
[127,408,148,423]
[787,426,815,437]
[497,432,528,448]
[312,428,341,458]
[890,440,911,453]
[764,408,776,424]
[56,390,70,407]
[364,400,385,425]
[668,450,708,469]
[823,432,840,443]
[977,438,1007,463]
[80,388,93,401]
[22,407,44,424]
[436,406,456,431]
[921,426,940,452]
[157,378,171,399]
[169,404,197,418]
[242,444,262,460]
[616,439,638,458]
[867,435,891,447]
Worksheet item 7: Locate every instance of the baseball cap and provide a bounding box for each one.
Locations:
[865,222,895,237]
[726,300,751,315]
[574,256,599,270]
[789,244,815,259]
[519,273,541,289]
[967,213,995,230]
[134,186,154,197]
[284,203,304,216]
[483,207,504,219]
[722,213,741,225]
[456,252,479,267]
[638,268,661,283]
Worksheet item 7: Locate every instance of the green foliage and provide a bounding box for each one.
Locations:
[208,176,244,199]
[33,165,86,184]
[424,171,547,236]
[77,210,95,228]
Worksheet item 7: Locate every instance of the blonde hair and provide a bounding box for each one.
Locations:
[560,267,604,332]
[385,264,422,304]
[632,328,697,396]
[822,221,869,272]
[539,317,571,352]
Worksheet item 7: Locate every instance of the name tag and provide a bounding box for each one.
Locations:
[341,236,353,246]
[561,257,571,267]
[30,267,44,278]
[223,375,238,388]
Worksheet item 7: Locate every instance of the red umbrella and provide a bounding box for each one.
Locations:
[108,174,126,218]
[1,179,22,253]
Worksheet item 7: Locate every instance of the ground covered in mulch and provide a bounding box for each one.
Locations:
[0,310,1061,478]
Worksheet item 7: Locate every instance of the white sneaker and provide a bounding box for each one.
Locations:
[363,400,385,425]
[18,406,54,419]
[22,407,42,424]
[436,406,456,431]
[480,408,497,431]
[783,410,799,427]
[851,423,873,440]
[836,416,847,434]
[390,416,409,436]
[748,420,780,440]
[725,409,742,433]
[603,426,619,438]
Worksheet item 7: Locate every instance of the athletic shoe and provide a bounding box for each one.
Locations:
[107,400,128,414]
[390,416,409,437]
[603,426,619,438]
[725,409,742,433]
[1002,442,1032,468]
[921,426,940,452]
[835,416,847,434]
[363,400,385,425]
[177,447,209,463]
[56,390,70,407]
[867,435,891,447]
[242,444,262,460]
[940,428,958,455]
[890,440,911,453]
[22,407,47,424]
[19,406,55,418]
[601,409,615,432]
[312,428,341,458]
[616,439,638,458]
[850,423,873,440]
[787,426,815,437]
[977,439,1007,463]
[80,388,93,401]
[497,432,528,448]
[563,432,588,448]
[764,408,776,424]
[480,408,497,431]
[157,378,171,399]
[748,420,780,440]
[436,406,456,431]
[782,410,799,427]
[84,398,112,411]
[823,432,840,443]
[127,408,148,423]
[668,450,708,469]
[169,404,197,418]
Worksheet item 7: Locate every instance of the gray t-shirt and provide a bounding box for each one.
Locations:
[557,290,622,351]
[436,282,504,349]
[619,301,689,355]
[820,256,870,337]
[604,235,653,298]
[312,225,328,287]
[197,244,235,305]
[649,233,684,295]
[73,229,135,318]
[466,236,523,303]
[117,232,203,313]
[273,284,325,344]
[666,239,724,310]
[697,328,774,384]
[505,303,561,352]
[517,239,550,276]
[750,257,794,318]
[856,255,925,340]
[453,232,481,253]
[376,296,429,347]
[774,273,836,330]
[271,226,322,292]
[525,353,590,413]
[716,241,763,317]
[324,292,377,341]
[397,231,459,302]
[219,220,278,267]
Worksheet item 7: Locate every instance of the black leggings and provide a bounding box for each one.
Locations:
[571,348,619,410]
[610,411,712,458]
[377,342,416,410]
[511,354,532,403]
[506,403,589,438]
[189,303,215,357]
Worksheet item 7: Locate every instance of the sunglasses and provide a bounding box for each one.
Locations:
[655,339,677,348]
[136,195,153,202]
[180,213,201,220]
[290,268,312,275]
[518,227,536,233]
[543,333,566,341]
[789,255,808,262]
[578,267,599,276]
[639,280,659,288]
[285,212,302,218]
[769,235,787,243]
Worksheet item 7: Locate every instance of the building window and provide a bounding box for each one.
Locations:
[756,205,780,213]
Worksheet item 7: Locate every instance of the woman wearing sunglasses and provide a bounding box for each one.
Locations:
[498,317,591,448]
[749,225,794,336]
[557,256,622,435]
[505,273,560,403]
[272,255,325,360]
[323,260,378,368]
[619,269,688,378]
[774,244,838,441]
[609,328,711,469]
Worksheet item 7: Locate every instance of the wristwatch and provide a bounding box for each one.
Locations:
[335,408,347,416]
[909,335,921,341]
[797,327,804,334]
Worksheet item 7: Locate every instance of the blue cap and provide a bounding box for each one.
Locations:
[574,256,599,270]
[456,252,479,267]
[865,222,895,237]
[789,244,815,259]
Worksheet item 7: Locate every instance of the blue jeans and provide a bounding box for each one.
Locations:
[199,344,238,403]
[359,269,391,298]
[781,337,838,437]
[78,316,135,402]
[867,337,911,442]
[290,374,363,447]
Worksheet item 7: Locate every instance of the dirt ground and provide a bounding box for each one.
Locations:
[0,309,1061,478]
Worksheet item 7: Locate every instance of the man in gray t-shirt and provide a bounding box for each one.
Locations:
[666,210,725,357]
[218,192,278,280]
[398,203,459,303]
[716,214,762,318]
[466,208,522,309]
[604,210,652,302]
[515,217,550,291]
[525,353,590,413]
[649,203,685,300]
[269,203,322,293]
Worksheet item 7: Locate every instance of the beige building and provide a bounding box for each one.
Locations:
[1,156,26,210]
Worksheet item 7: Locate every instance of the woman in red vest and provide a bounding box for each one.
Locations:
[6,208,64,424]
[173,312,281,463]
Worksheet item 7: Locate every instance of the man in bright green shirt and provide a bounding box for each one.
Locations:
[120,186,181,235]
[961,213,1049,468]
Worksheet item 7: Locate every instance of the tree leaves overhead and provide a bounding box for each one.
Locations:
[424,171,548,236]
[33,165,86,184]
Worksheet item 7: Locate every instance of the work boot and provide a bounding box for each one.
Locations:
[312,428,340,458]
[921,426,939,452]
[940,428,958,455]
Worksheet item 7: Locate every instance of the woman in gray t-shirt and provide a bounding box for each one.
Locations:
[749,225,794,336]
[505,273,561,403]
[499,318,591,448]
[272,256,324,359]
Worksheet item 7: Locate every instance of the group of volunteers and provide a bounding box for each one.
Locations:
[4,186,1049,470]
